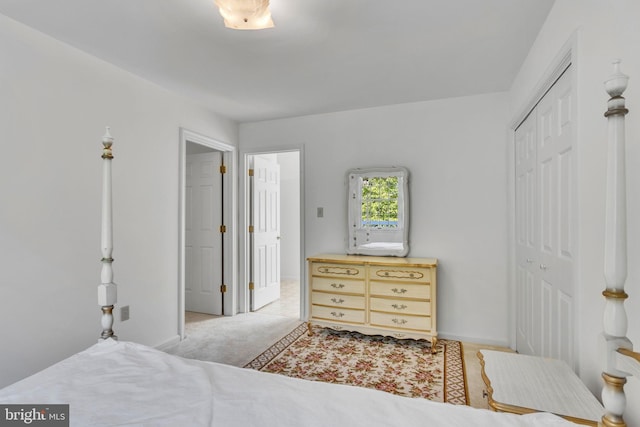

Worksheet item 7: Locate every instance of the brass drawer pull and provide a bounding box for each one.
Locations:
[318,266,360,276]
[331,298,345,304]
[391,288,407,294]
[391,304,408,310]
[331,311,345,318]
[331,283,345,289]
[392,318,408,325]
[376,269,425,280]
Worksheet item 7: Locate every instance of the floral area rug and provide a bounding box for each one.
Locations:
[244,324,468,405]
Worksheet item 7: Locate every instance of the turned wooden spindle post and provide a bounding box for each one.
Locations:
[601,60,632,427]
[98,127,117,340]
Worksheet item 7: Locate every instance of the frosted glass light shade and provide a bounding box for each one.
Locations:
[215,0,274,30]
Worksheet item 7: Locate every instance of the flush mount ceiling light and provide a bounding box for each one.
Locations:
[214,0,274,30]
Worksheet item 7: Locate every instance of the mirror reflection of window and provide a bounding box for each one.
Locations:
[347,167,409,257]
[360,176,399,229]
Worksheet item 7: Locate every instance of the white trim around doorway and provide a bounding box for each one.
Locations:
[178,128,238,340]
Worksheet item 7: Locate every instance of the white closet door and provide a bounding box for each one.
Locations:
[185,152,223,315]
[515,67,576,368]
[515,110,540,357]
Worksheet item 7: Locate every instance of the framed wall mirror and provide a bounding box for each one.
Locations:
[347,167,409,257]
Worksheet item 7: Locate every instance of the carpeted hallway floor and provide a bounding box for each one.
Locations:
[164,311,513,410]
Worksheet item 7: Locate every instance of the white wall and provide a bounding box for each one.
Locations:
[241,92,510,344]
[0,14,237,388]
[277,152,301,281]
[509,1,640,424]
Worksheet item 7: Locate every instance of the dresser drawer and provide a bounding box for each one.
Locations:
[312,277,365,294]
[370,281,430,299]
[370,266,431,283]
[312,292,365,310]
[370,311,431,331]
[369,297,431,316]
[312,305,365,324]
[311,262,365,279]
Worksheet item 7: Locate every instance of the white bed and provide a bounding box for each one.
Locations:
[1,62,639,427]
[0,339,572,427]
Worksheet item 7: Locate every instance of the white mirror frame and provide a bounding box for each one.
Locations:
[346,167,409,257]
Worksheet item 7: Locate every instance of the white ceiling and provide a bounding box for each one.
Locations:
[0,0,555,123]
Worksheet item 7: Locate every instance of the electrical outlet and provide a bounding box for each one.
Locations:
[120,305,130,322]
[317,207,324,218]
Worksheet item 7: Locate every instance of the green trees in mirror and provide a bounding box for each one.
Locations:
[360,176,399,228]
[347,167,409,257]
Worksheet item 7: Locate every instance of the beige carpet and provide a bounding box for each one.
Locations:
[164,312,511,410]
[164,312,302,367]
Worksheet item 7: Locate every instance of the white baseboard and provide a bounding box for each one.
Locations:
[154,335,181,351]
[438,331,511,349]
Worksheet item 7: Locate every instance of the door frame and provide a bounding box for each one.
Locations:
[507,34,578,357]
[239,146,306,320]
[178,128,237,339]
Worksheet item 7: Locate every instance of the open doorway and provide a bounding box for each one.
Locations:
[178,128,237,340]
[243,150,302,320]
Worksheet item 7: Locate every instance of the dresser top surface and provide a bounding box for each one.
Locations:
[308,253,437,267]
[478,350,603,422]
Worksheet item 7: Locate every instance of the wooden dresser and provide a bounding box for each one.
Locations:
[307,254,438,348]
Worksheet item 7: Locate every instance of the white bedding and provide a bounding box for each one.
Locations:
[0,339,577,426]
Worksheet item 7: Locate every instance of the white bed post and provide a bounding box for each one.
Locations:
[601,60,632,427]
[98,127,117,340]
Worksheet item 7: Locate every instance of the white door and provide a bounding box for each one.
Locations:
[185,152,223,315]
[515,109,539,356]
[515,67,576,368]
[252,155,281,310]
